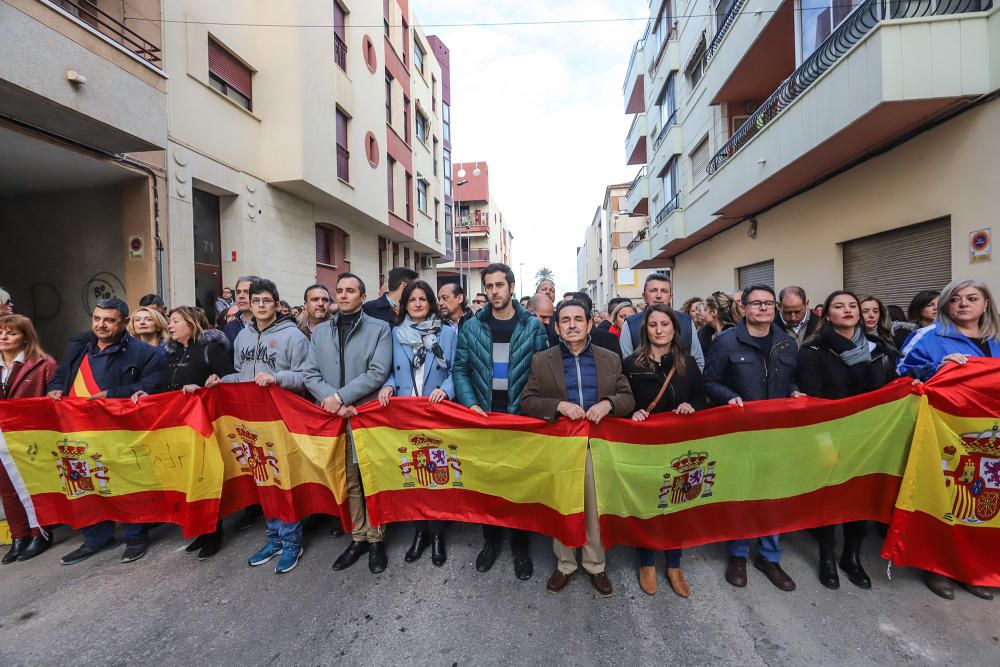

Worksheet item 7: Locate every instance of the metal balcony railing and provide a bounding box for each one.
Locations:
[464,248,490,262]
[626,166,647,202]
[49,0,162,66]
[457,223,490,234]
[334,35,347,71]
[652,109,677,152]
[707,0,994,176]
[622,38,646,94]
[655,192,680,224]
[704,0,749,69]
[336,145,349,182]
[627,226,648,251]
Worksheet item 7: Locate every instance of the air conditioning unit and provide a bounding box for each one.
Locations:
[421,256,435,270]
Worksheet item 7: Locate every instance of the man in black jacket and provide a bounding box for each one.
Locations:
[546,292,622,357]
[778,286,820,347]
[363,267,418,326]
[704,285,806,592]
[438,282,474,330]
[47,298,166,565]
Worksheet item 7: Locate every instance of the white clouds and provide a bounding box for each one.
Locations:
[416,0,648,297]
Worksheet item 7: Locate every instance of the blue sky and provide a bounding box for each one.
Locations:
[414,0,649,297]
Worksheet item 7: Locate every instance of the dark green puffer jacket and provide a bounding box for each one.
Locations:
[453,302,549,414]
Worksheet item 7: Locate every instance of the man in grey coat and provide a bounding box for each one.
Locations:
[304,272,392,574]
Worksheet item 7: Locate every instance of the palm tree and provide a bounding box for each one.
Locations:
[535,267,555,284]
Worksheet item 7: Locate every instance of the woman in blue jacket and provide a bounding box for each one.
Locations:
[897,278,999,601]
[378,280,457,567]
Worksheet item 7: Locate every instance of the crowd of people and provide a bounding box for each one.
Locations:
[0,267,996,602]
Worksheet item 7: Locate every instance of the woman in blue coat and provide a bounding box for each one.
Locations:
[897,278,1000,601]
[377,280,457,567]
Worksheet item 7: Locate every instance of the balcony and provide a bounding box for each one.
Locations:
[699,0,996,240]
[625,166,648,215]
[655,192,681,225]
[0,0,167,153]
[625,112,648,166]
[624,38,645,114]
[456,222,490,235]
[458,248,491,267]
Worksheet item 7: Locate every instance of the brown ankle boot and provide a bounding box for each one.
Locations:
[639,566,657,595]
[666,567,690,597]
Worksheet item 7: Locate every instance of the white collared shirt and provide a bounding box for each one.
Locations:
[0,351,25,385]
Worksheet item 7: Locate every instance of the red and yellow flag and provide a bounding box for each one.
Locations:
[882,359,1000,586]
[67,354,101,398]
[350,398,589,547]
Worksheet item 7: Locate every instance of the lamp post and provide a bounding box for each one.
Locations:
[454,164,481,292]
[519,262,525,297]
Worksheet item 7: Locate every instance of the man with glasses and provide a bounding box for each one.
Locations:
[208,278,310,574]
[704,284,806,592]
[777,286,819,347]
[471,293,488,312]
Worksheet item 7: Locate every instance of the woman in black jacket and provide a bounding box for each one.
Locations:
[796,291,898,591]
[622,304,707,598]
[132,306,234,558]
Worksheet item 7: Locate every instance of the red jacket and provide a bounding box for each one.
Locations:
[1,356,58,399]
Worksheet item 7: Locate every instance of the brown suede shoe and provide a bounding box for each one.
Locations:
[725,556,747,587]
[546,569,573,593]
[589,571,613,597]
[754,556,796,592]
[666,567,690,598]
[638,566,657,595]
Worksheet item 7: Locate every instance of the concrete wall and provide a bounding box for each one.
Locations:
[671,98,1000,304]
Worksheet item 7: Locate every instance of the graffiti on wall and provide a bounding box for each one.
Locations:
[82,272,126,316]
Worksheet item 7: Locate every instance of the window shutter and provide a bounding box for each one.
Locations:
[737,260,774,289]
[336,110,348,148]
[334,2,346,41]
[209,39,252,98]
[316,226,332,265]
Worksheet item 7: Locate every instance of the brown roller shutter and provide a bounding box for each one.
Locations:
[209,39,252,98]
[843,218,951,309]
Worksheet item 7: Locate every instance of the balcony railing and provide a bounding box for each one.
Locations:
[627,226,648,251]
[655,192,680,224]
[457,223,490,234]
[652,109,677,152]
[622,38,646,93]
[334,34,347,71]
[706,0,994,176]
[703,0,749,69]
[336,145,349,182]
[49,0,162,66]
[462,248,490,262]
[626,166,647,202]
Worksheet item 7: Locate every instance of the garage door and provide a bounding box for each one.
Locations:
[843,218,951,309]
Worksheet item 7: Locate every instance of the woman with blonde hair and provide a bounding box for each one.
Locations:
[0,314,58,562]
[608,301,637,338]
[127,306,169,347]
[698,291,739,355]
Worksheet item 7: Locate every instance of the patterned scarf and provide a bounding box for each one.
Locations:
[396,316,448,370]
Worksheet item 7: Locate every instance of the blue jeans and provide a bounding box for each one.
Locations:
[83,521,148,548]
[266,518,303,547]
[637,548,682,568]
[728,535,782,562]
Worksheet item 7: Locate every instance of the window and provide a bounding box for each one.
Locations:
[434,199,440,241]
[444,204,453,254]
[442,102,450,142]
[799,0,860,61]
[432,75,437,112]
[208,38,252,111]
[660,156,679,203]
[715,0,738,31]
[383,0,390,36]
[403,95,411,143]
[333,1,347,71]
[387,157,396,211]
[684,34,707,89]
[651,1,672,55]
[405,172,413,221]
[385,75,393,123]
[402,19,409,66]
[193,190,223,314]
[433,137,439,175]
[617,269,636,286]
[656,73,677,127]
[690,136,710,180]
[415,110,427,143]
[613,231,635,248]
[365,133,379,168]
[404,247,410,267]
[417,179,428,213]
[336,109,349,182]
[414,39,425,75]
[443,148,452,197]
[316,225,351,272]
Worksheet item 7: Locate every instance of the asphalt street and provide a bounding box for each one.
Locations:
[0,519,996,666]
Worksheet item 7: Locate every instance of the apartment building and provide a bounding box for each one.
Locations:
[163,0,449,311]
[438,161,514,291]
[623,0,999,308]
[428,35,455,267]
[0,0,167,353]
[577,184,656,310]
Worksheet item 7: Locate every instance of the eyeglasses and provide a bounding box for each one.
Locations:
[747,300,776,310]
[250,298,275,306]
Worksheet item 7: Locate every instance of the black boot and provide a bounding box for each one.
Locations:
[16,535,52,562]
[430,533,446,567]
[839,538,871,590]
[2,537,28,564]
[404,530,428,563]
[197,530,223,560]
[818,547,840,590]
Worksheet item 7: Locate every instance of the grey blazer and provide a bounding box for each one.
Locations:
[303,311,392,406]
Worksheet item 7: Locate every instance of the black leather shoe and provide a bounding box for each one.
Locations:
[329,517,345,538]
[332,540,369,570]
[121,540,148,563]
[430,534,446,567]
[924,571,955,600]
[839,549,871,590]
[368,542,387,574]
[235,505,262,531]
[197,532,222,560]
[475,541,500,573]
[819,553,840,589]
[512,545,533,581]
[959,582,994,600]
[62,539,118,565]
[16,535,51,562]
[404,531,428,563]
[185,534,209,553]
[2,537,28,564]
[725,556,747,587]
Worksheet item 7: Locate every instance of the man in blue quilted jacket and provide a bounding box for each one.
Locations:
[453,263,549,581]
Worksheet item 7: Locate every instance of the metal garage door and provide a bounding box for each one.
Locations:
[737,260,774,290]
[843,218,951,309]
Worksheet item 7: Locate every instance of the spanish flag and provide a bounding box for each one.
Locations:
[882,359,1000,586]
[351,398,588,547]
[67,354,101,398]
